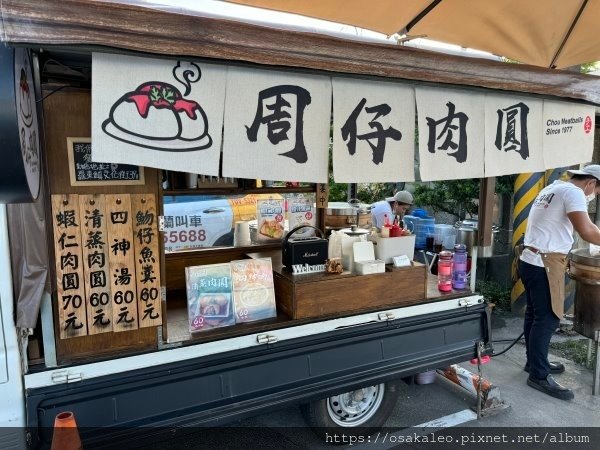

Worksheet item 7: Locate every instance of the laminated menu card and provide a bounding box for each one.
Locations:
[230,258,277,323]
[185,263,235,332]
[287,193,316,237]
[256,198,285,242]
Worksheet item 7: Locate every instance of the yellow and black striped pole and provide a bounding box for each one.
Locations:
[511,172,545,312]
[511,168,568,313]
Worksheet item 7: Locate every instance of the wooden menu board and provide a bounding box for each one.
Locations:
[51,194,88,339]
[78,194,113,334]
[131,194,162,328]
[105,194,139,332]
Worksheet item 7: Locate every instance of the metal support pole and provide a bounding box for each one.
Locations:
[470,246,478,292]
[588,339,594,368]
[476,342,483,419]
[593,330,600,396]
[347,183,357,202]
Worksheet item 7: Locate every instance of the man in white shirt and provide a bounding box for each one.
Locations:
[519,164,600,400]
[370,190,413,229]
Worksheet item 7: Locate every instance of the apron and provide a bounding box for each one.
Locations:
[540,252,568,319]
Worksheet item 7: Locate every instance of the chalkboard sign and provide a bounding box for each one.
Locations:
[67,137,144,186]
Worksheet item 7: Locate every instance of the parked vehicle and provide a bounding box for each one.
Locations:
[1,1,596,448]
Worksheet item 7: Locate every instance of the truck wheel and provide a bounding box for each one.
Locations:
[300,381,400,438]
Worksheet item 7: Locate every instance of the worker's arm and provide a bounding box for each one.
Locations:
[567,211,600,245]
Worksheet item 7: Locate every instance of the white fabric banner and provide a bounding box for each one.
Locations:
[416,87,485,181]
[92,53,226,175]
[332,78,415,182]
[542,100,596,169]
[484,95,544,177]
[222,67,331,183]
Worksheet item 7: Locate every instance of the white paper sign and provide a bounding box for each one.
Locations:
[484,95,544,177]
[392,255,412,267]
[92,53,226,175]
[332,78,415,182]
[416,87,485,181]
[222,67,331,183]
[542,100,595,169]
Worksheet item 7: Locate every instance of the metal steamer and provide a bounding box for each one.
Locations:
[324,199,371,232]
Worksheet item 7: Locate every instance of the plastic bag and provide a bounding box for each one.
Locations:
[328,230,343,259]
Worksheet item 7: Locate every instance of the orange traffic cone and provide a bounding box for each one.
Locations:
[51,411,83,450]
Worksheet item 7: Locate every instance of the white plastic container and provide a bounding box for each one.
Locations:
[373,235,416,263]
[353,241,385,275]
[415,370,437,385]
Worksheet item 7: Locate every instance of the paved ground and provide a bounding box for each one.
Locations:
[142,310,600,449]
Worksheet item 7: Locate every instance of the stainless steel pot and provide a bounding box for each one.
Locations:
[325,200,371,229]
[456,227,477,254]
[454,220,498,254]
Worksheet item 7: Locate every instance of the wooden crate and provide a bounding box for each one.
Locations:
[273,262,427,320]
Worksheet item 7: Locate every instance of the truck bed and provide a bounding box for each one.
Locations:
[25,297,490,447]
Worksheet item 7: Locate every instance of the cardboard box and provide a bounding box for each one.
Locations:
[373,235,416,263]
[353,241,385,275]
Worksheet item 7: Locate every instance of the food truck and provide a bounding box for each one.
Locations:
[0,1,598,448]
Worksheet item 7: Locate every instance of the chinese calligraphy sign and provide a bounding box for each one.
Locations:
[132,194,162,328]
[51,194,88,338]
[246,85,311,164]
[105,194,139,332]
[416,88,484,182]
[484,95,544,177]
[332,78,414,182]
[79,194,113,334]
[426,101,469,164]
[223,67,330,184]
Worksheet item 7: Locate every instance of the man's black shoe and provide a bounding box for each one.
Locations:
[527,375,574,400]
[524,361,565,374]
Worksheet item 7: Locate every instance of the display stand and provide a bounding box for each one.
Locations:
[248,250,443,320]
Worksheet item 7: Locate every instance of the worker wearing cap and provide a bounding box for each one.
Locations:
[370,190,413,229]
[519,164,600,401]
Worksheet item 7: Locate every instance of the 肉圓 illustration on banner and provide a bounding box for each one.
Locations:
[332,78,415,182]
[92,52,226,175]
[416,87,485,182]
[222,66,331,183]
[484,95,544,177]
[542,100,596,170]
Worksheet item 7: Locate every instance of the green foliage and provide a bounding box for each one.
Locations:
[412,175,516,219]
[580,62,599,74]
[327,178,395,204]
[549,340,597,368]
[413,179,479,219]
[495,175,517,195]
[356,183,395,204]
[476,280,511,311]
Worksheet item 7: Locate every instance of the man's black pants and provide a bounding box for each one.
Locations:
[518,259,559,380]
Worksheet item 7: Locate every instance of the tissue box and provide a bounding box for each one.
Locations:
[353,241,385,275]
[354,260,386,275]
[373,235,416,264]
